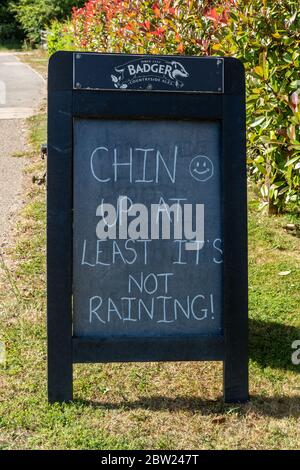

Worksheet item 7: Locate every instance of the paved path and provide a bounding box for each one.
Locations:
[0,53,45,246]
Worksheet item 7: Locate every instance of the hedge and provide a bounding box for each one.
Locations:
[47,0,300,212]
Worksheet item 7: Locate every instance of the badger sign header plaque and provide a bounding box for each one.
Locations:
[47,52,248,403]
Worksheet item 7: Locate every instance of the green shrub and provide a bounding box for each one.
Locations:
[220,0,300,212]
[47,20,75,56]
[0,0,23,42]
[70,0,228,55]
[10,0,85,45]
[48,0,300,212]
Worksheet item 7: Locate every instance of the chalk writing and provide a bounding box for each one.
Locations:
[73,119,222,337]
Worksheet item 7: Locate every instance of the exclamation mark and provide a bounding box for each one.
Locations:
[210,294,214,320]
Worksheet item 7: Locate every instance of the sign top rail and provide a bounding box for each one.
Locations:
[73,53,224,93]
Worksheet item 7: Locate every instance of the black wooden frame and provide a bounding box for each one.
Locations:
[47,52,248,404]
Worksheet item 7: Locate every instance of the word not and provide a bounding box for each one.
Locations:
[89,271,216,325]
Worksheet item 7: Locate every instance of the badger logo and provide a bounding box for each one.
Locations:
[169,61,189,87]
[111,58,189,90]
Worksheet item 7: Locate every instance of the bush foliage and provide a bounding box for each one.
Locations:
[0,0,23,42]
[221,0,300,212]
[47,0,300,212]
[10,0,85,45]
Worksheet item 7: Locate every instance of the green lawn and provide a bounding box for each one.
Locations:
[0,88,299,450]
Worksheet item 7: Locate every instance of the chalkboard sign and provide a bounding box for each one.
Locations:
[73,119,222,337]
[47,52,248,404]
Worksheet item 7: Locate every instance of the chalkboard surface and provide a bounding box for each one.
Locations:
[73,119,222,337]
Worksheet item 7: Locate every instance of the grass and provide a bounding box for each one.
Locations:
[0,54,299,449]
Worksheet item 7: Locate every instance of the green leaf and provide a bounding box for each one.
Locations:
[255,162,267,175]
[250,116,266,127]
[253,65,264,77]
[285,156,300,167]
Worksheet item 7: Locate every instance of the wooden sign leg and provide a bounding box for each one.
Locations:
[223,353,248,403]
[222,84,249,404]
[48,338,73,404]
[47,88,73,404]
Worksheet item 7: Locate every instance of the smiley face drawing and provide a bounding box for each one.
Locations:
[189,155,214,182]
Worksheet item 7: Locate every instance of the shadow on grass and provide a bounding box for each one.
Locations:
[249,319,300,372]
[74,395,300,418]
[73,319,300,416]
